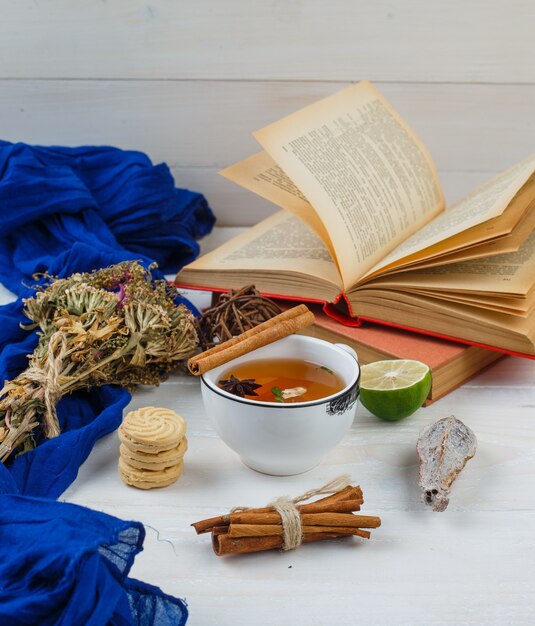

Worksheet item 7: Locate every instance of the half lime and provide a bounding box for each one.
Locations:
[359,359,431,421]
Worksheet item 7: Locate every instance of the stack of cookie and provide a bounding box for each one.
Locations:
[118,406,187,490]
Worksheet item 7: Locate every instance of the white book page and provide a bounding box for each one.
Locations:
[368,155,535,277]
[254,81,444,289]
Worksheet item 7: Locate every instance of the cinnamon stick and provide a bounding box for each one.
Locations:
[229,524,372,539]
[193,481,380,557]
[213,531,349,556]
[227,512,381,528]
[187,304,315,375]
[192,485,363,534]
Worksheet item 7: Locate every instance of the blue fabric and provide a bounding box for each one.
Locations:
[0,142,214,624]
[0,142,214,296]
[0,141,214,496]
[0,495,188,625]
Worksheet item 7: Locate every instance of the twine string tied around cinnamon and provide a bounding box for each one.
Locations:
[231,474,352,551]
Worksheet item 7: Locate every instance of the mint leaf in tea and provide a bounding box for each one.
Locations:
[218,358,344,403]
[270,386,285,403]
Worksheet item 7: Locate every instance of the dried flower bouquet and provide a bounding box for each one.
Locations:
[0,261,198,463]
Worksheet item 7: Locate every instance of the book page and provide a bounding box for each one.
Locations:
[253,81,444,290]
[362,225,535,297]
[366,177,535,277]
[219,151,336,259]
[349,288,535,355]
[368,155,535,277]
[385,192,535,272]
[183,211,342,288]
[401,288,532,316]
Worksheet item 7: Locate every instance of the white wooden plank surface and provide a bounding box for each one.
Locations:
[1,0,533,84]
[1,80,533,225]
[62,340,535,626]
[2,81,531,171]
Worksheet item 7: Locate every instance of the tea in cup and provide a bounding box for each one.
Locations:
[201,334,360,475]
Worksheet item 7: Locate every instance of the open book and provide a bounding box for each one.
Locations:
[177,81,535,357]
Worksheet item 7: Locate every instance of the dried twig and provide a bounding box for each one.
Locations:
[195,285,282,350]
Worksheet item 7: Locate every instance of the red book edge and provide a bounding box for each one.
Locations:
[173,282,535,361]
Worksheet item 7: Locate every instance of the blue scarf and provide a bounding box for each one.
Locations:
[0,495,189,625]
[0,142,215,624]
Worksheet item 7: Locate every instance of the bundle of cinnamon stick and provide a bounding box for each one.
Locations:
[192,484,381,556]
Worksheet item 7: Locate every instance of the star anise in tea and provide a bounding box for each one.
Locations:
[218,375,262,398]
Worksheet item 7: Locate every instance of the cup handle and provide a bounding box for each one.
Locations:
[335,343,359,363]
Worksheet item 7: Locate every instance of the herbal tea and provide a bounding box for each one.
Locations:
[218,358,345,403]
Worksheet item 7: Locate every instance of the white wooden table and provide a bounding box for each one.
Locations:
[2,231,535,626]
[64,347,535,626]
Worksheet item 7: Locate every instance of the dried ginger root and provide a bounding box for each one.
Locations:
[417,416,477,512]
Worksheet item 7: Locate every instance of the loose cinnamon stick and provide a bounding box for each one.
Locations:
[192,485,363,534]
[187,304,315,375]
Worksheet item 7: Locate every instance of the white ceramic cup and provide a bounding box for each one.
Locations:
[200,334,360,476]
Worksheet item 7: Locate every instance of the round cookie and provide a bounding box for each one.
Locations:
[119,457,184,490]
[119,407,186,454]
[120,438,188,471]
